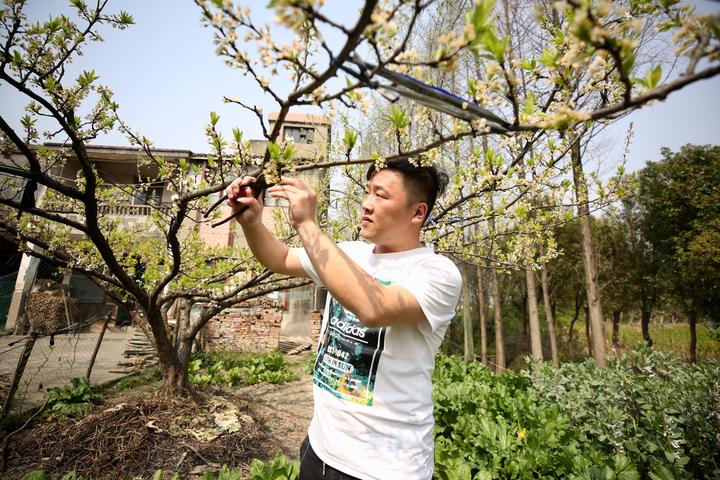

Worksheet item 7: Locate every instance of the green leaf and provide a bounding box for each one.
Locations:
[118,11,135,25]
[481,31,508,63]
[78,69,99,88]
[647,64,662,89]
[386,104,410,129]
[232,127,244,144]
[574,18,593,43]
[466,0,496,48]
[620,48,637,77]
[539,47,557,67]
[210,111,220,126]
[281,143,295,162]
[267,141,280,160]
[343,129,357,151]
[648,465,676,480]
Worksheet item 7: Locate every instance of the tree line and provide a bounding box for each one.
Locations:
[448,143,719,367]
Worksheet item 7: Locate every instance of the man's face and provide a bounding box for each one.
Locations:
[360,169,425,248]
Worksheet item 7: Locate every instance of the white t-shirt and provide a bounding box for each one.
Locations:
[297,241,462,480]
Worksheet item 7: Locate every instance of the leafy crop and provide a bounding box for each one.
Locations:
[250,454,300,480]
[44,377,103,420]
[189,351,297,387]
[433,346,720,479]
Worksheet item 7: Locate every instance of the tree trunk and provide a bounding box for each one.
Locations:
[477,266,488,367]
[462,262,477,362]
[688,309,697,363]
[161,336,193,395]
[488,193,505,372]
[570,133,607,366]
[490,267,505,372]
[143,309,192,396]
[584,302,592,357]
[640,305,653,347]
[568,290,582,344]
[611,310,621,350]
[526,269,543,361]
[540,263,559,367]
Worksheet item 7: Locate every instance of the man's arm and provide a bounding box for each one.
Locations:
[267,179,427,329]
[226,176,308,278]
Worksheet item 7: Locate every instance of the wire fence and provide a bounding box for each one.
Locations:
[0,261,135,416]
[0,271,17,331]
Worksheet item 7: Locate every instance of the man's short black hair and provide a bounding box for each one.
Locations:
[366,159,449,221]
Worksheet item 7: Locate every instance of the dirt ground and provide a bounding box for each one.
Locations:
[232,357,314,459]
[2,351,315,479]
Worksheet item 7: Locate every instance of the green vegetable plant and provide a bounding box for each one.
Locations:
[250,454,300,480]
[44,377,103,420]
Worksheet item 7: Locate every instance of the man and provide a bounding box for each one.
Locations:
[226,159,462,479]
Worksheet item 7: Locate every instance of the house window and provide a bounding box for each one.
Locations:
[283,126,314,144]
[134,181,164,207]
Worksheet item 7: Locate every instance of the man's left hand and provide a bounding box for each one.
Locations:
[266,178,318,229]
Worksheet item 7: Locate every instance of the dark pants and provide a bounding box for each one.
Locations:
[299,436,362,480]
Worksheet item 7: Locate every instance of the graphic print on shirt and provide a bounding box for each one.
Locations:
[314,292,387,406]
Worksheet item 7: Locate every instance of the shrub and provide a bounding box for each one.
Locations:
[527,345,720,479]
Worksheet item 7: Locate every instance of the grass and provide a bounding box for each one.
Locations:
[609,322,720,362]
[444,310,720,369]
[105,367,162,393]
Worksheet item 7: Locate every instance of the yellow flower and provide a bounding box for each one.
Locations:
[518,428,527,440]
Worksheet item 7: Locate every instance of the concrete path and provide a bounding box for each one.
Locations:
[0,326,135,412]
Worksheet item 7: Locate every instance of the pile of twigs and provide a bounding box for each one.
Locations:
[4,393,273,479]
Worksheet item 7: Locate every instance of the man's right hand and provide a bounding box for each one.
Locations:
[226,176,263,226]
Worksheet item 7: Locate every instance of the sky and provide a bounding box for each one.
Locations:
[0,0,718,174]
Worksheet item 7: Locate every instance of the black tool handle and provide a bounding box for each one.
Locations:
[206,175,269,228]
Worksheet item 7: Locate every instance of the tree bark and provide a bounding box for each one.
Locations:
[688,309,697,363]
[490,267,505,372]
[584,302,591,357]
[640,302,653,347]
[161,335,193,395]
[476,266,488,367]
[462,262,476,362]
[488,194,506,372]
[570,133,607,366]
[526,269,543,360]
[568,290,582,344]
[143,309,192,396]
[611,310,621,350]
[540,263,559,367]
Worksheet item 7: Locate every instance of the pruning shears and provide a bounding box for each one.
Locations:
[203,170,273,228]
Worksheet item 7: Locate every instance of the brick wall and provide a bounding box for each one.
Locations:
[203,297,284,352]
[310,311,322,349]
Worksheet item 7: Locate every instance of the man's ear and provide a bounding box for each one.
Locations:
[411,202,429,225]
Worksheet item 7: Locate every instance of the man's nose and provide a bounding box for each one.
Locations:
[361,195,373,212]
